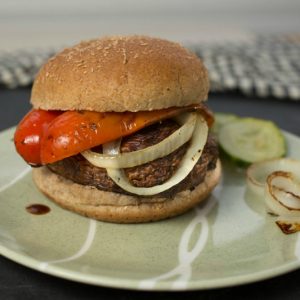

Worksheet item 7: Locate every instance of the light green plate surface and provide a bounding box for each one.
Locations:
[1,127,300,291]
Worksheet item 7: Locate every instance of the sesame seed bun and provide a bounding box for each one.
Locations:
[31,36,209,112]
[32,160,221,223]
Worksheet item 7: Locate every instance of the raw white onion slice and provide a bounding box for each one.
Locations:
[105,113,208,196]
[81,112,197,169]
[246,158,300,197]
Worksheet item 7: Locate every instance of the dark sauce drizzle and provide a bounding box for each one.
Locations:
[26,204,50,215]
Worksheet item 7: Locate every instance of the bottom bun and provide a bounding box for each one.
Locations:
[32,159,221,223]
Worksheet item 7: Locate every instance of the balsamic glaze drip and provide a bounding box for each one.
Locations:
[26,204,50,215]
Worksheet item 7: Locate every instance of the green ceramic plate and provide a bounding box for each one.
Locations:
[1,127,300,291]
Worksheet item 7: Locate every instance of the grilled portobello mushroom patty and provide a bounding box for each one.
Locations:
[48,120,218,197]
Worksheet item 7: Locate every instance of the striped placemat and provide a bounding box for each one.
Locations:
[1,35,299,101]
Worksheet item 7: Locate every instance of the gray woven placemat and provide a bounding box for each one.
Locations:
[191,34,300,100]
[0,47,59,89]
[1,35,299,100]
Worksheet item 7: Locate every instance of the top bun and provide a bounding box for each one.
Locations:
[31,36,209,112]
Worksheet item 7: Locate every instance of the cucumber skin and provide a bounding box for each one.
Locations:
[218,145,252,168]
[219,142,287,168]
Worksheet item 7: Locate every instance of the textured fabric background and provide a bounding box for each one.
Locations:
[0,35,299,101]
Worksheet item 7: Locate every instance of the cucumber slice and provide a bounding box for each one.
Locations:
[218,118,286,164]
[211,112,239,135]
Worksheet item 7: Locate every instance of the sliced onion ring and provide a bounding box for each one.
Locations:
[104,113,208,196]
[265,171,300,234]
[246,158,300,197]
[81,112,197,169]
[265,171,300,216]
[246,158,300,234]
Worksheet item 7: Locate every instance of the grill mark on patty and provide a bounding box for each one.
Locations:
[48,119,218,197]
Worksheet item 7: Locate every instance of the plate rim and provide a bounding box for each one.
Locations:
[1,241,300,291]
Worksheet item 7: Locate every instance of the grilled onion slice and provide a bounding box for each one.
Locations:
[247,158,300,234]
[265,171,300,216]
[266,171,300,234]
[82,112,197,169]
[246,158,300,197]
[104,113,208,196]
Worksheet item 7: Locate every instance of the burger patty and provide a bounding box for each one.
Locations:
[48,120,218,197]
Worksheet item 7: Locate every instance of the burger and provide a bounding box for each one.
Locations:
[14,36,221,223]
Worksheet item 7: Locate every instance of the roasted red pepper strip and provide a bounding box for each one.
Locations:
[14,109,62,166]
[14,104,214,165]
[40,104,212,164]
